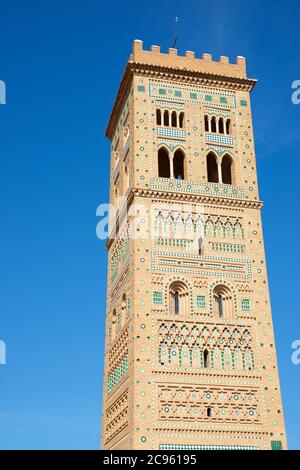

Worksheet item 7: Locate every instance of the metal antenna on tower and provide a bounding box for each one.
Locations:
[172,17,179,49]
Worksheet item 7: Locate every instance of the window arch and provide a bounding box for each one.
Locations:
[179,112,184,128]
[173,149,185,180]
[171,111,177,127]
[221,154,233,185]
[206,152,219,183]
[163,110,169,127]
[218,117,224,134]
[156,108,162,125]
[226,118,231,135]
[213,285,234,319]
[204,114,209,132]
[211,116,217,133]
[158,147,170,178]
[169,281,189,315]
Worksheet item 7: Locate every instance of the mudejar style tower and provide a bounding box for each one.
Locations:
[101,40,287,450]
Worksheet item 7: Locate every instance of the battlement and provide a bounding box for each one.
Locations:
[130,39,247,79]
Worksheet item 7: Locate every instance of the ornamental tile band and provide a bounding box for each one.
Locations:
[101,39,287,451]
[149,83,236,109]
[150,178,245,199]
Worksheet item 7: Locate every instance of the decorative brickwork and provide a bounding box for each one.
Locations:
[105,390,129,445]
[101,40,287,450]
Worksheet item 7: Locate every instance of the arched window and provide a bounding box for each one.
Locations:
[169,281,189,315]
[204,349,210,368]
[218,117,224,134]
[221,154,233,185]
[211,116,217,133]
[198,237,204,255]
[158,147,170,178]
[216,295,223,317]
[207,407,212,417]
[226,118,231,135]
[163,110,169,127]
[234,221,243,238]
[213,285,233,319]
[204,115,209,132]
[171,111,177,127]
[156,109,161,125]
[174,291,179,314]
[179,112,184,128]
[173,149,185,180]
[206,152,219,183]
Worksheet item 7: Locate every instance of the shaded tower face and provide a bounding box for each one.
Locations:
[101,40,287,450]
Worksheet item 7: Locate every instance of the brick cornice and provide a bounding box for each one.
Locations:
[131,187,263,208]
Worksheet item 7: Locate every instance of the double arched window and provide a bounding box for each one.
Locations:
[158,147,185,180]
[206,152,233,185]
[204,115,231,135]
[169,281,189,315]
[156,109,184,128]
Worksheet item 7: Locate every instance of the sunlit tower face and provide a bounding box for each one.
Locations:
[101,40,287,451]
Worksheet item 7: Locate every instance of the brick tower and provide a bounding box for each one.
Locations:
[101,40,287,450]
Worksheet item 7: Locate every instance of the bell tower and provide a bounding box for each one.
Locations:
[101,40,287,450]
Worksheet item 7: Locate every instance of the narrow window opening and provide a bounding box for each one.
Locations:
[171,111,177,127]
[206,153,219,183]
[226,119,231,135]
[158,148,170,178]
[174,291,179,314]
[179,112,184,128]
[219,118,224,134]
[211,116,217,133]
[217,295,223,318]
[156,109,161,125]
[198,237,203,255]
[204,115,209,132]
[221,154,233,185]
[164,110,169,127]
[204,349,209,368]
[173,149,185,180]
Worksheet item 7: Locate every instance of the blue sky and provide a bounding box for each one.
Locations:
[0,0,299,450]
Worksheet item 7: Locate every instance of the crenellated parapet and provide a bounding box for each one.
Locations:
[131,39,247,78]
[105,40,256,140]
